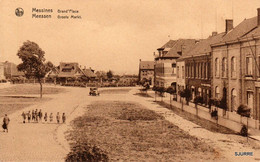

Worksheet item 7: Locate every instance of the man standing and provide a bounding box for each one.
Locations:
[2,114,10,133]
[56,112,60,124]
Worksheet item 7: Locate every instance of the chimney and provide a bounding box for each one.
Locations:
[212,31,218,36]
[257,8,260,26]
[139,59,141,62]
[225,19,233,33]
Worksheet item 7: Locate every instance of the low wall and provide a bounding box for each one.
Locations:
[169,100,259,133]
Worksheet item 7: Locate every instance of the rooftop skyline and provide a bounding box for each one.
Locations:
[1,0,260,75]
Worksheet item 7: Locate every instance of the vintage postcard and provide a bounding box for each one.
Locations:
[1,0,260,161]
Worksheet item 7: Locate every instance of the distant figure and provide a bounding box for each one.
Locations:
[27,111,31,123]
[35,109,38,122]
[56,112,60,124]
[2,114,10,133]
[38,109,43,122]
[62,113,66,123]
[21,112,26,123]
[49,113,53,122]
[32,110,35,121]
[44,112,48,122]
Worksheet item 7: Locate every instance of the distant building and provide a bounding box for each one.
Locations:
[3,61,24,79]
[138,60,154,85]
[57,62,96,83]
[0,62,5,80]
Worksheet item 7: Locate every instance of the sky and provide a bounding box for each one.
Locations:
[1,0,260,75]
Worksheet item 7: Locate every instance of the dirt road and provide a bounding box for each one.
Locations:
[0,86,259,161]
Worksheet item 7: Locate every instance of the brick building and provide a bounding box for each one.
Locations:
[180,32,225,106]
[138,60,154,85]
[211,9,260,120]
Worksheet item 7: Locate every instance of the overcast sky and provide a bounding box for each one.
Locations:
[1,0,260,74]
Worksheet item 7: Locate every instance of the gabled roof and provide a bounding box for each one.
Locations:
[158,40,177,49]
[219,17,257,44]
[139,61,154,70]
[82,68,96,78]
[241,24,260,39]
[184,32,225,57]
[163,39,198,58]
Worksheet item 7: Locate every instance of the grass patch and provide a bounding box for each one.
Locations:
[99,88,131,94]
[66,101,218,161]
[0,84,65,95]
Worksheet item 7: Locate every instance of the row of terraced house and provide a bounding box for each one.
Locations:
[139,8,260,122]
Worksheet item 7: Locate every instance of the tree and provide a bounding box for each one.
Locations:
[107,70,113,79]
[45,61,55,73]
[152,86,158,101]
[181,88,191,105]
[17,41,48,98]
[166,86,175,107]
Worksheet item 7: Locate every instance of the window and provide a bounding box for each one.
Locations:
[215,58,219,77]
[222,57,227,77]
[182,66,184,79]
[177,66,179,78]
[172,63,176,75]
[215,86,220,98]
[246,57,253,76]
[231,89,237,112]
[231,57,236,78]
[247,91,253,116]
[198,87,202,96]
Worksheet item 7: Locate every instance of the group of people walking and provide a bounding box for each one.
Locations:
[21,109,66,124]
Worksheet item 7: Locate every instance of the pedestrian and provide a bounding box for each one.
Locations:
[32,110,35,122]
[49,113,53,122]
[27,111,31,123]
[38,109,43,122]
[62,113,66,123]
[2,114,10,133]
[21,112,26,123]
[56,112,60,124]
[35,109,38,122]
[44,112,48,123]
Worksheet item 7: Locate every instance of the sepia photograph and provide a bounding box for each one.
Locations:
[1,0,260,161]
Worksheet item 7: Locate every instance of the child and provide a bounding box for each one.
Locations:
[38,109,43,122]
[62,113,66,123]
[49,113,53,122]
[27,111,31,123]
[35,109,38,122]
[56,112,60,124]
[32,110,35,121]
[44,112,48,123]
[21,112,26,123]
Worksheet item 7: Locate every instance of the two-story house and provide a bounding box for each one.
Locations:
[154,39,197,90]
[211,8,260,120]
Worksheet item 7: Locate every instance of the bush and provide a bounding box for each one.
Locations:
[237,104,250,117]
[66,143,108,162]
